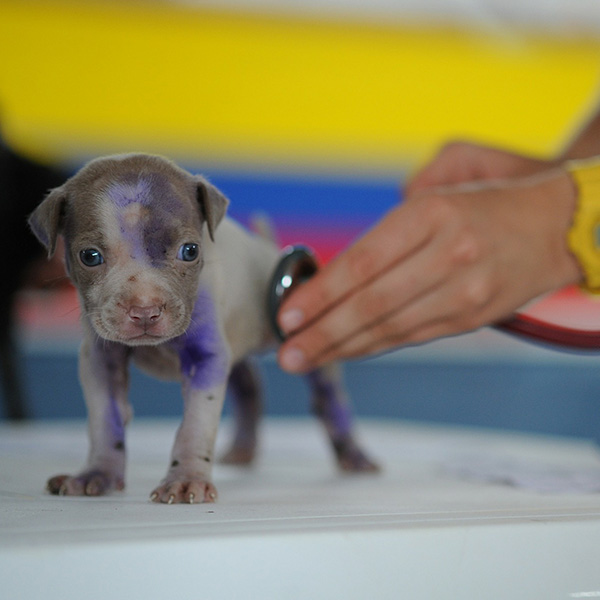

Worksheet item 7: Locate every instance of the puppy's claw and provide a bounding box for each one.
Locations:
[47,471,123,497]
[150,480,217,504]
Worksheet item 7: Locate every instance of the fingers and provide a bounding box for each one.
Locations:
[277,195,488,373]
[309,271,499,365]
[277,200,435,340]
[277,244,493,372]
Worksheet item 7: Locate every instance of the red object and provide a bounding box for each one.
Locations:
[496,314,600,350]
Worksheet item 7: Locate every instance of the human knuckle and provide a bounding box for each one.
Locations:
[354,285,393,319]
[347,246,381,283]
[313,283,337,310]
[460,276,494,311]
[439,140,478,162]
[439,140,468,156]
[449,231,482,266]
[421,194,458,226]
[305,322,340,357]
[300,275,338,314]
[368,317,397,344]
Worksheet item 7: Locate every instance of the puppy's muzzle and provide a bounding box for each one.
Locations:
[127,303,165,331]
[91,288,186,345]
[109,297,178,344]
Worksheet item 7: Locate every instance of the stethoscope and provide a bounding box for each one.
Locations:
[268,245,600,350]
[268,246,319,341]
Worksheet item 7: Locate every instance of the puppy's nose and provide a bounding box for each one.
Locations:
[128,305,163,328]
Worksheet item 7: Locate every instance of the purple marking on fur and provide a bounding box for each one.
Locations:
[89,339,131,441]
[108,175,154,208]
[308,371,353,437]
[107,174,186,267]
[170,288,228,390]
[107,393,126,442]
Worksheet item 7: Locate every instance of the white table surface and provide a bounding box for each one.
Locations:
[2,418,600,600]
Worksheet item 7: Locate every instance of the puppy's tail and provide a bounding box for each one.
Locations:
[249,211,279,247]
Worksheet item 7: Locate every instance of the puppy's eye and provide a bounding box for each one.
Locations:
[79,248,104,267]
[177,243,199,262]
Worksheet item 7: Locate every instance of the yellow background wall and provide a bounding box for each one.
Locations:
[1,0,599,174]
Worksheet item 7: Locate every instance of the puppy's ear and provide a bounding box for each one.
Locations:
[195,176,229,242]
[28,185,67,258]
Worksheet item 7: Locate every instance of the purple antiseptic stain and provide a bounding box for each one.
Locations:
[88,339,131,442]
[308,371,353,438]
[107,174,154,208]
[107,174,188,266]
[170,288,229,391]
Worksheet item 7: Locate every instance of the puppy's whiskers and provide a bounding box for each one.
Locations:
[41,275,71,288]
[61,304,81,319]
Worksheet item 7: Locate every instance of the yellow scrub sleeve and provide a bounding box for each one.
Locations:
[567,157,600,293]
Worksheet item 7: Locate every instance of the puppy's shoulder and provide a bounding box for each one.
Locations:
[212,217,279,267]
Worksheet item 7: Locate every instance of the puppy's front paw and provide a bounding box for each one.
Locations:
[46,470,125,496]
[150,479,217,505]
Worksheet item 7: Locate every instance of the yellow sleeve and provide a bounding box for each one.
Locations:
[566,157,600,293]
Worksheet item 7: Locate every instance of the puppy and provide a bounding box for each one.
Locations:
[29,154,378,504]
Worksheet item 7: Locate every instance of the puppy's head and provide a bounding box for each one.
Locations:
[29,153,228,345]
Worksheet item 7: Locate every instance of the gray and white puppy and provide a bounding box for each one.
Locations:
[29,153,378,504]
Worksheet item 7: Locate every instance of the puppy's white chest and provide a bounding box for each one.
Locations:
[132,344,182,381]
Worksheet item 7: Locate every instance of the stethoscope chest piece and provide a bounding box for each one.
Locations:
[267,245,319,341]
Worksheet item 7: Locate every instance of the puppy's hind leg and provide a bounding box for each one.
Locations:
[221,359,262,466]
[309,363,379,473]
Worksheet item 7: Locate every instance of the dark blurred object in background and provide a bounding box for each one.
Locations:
[0,128,68,420]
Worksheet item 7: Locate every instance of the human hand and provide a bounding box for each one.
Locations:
[277,168,582,373]
[406,141,558,195]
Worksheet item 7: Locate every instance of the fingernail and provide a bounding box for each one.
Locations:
[280,346,307,372]
[279,308,304,333]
